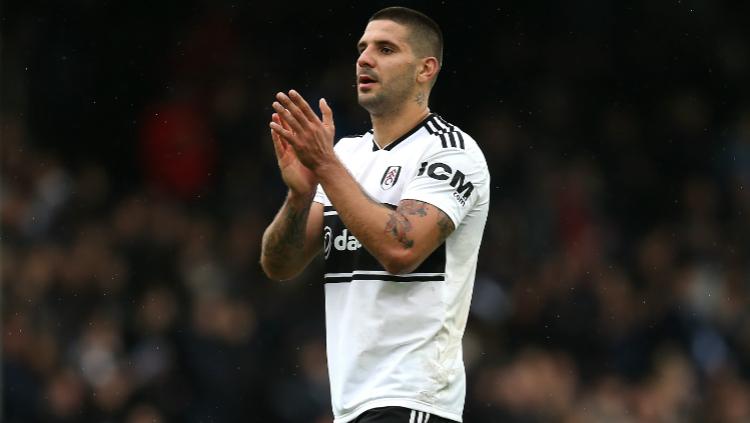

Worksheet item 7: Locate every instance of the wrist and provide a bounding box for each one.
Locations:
[314,156,345,185]
[287,189,315,208]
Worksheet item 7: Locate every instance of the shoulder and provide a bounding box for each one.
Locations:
[420,114,487,169]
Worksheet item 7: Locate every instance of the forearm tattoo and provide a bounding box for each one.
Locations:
[263,203,310,259]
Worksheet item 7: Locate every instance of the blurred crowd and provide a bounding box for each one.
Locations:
[2,1,749,422]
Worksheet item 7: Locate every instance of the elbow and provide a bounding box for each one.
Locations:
[380,248,421,275]
[260,263,285,281]
[262,268,294,282]
[260,258,296,281]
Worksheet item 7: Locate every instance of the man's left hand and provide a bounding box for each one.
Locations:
[270,90,336,172]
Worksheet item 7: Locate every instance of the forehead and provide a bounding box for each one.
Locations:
[358,19,411,47]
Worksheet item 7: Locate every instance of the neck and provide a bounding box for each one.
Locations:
[370,101,431,150]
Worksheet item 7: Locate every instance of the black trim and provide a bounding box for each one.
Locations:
[371,113,436,152]
[322,204,447,276]
[436,115,455,130]
[424,114,445,135]
[424,114,466,150]
[324,273,445,283]
[325,204,396,212]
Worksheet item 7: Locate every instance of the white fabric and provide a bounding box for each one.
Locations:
[314,114,490,423]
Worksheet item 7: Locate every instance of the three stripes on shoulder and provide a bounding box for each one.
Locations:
[425,115,465,150]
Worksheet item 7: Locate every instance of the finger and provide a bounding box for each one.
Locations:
[272,101,304,138]
[270,126,284,158]
[288,89,320,123]
[269,120,296,145]
[277,112,293,133]
[275,114,298,151]
[272,112,287,133]
[270,114,287,157]
[276,92,311,129]
[319,98,335,128]
[272,113,289,143]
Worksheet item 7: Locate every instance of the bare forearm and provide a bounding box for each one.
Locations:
[261,192,314,280]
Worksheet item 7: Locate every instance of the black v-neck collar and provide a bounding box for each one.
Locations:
[371,113,436,152]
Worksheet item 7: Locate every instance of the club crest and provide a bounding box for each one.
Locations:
[380,166,402,190]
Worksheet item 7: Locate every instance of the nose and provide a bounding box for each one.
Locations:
[357,46,375,69]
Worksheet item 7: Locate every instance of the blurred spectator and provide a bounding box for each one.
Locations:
[139,100,217,200]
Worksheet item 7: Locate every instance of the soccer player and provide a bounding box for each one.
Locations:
[261,6,489,423]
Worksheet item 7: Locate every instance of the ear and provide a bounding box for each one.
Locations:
[416,57,440,85]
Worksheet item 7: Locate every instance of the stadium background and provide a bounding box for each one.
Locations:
[2,0,749,421]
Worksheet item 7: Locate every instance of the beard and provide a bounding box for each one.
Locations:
[357,69,415,116]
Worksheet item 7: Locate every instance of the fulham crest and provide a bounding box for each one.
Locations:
[380,166,401,190]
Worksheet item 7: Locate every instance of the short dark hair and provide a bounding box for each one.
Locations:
[369,7,443,67]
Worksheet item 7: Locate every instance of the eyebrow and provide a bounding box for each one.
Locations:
[357,39,400,52]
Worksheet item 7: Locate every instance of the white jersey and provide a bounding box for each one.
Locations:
[313,113,490,423]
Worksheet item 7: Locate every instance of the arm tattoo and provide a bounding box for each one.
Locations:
[398,200,428,217]
[437,213,455,242]
[385,211,414,248]
[384,200,455,250]
[384,199,429,249]
[263,203,310,258]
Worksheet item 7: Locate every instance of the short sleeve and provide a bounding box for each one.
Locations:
[400,148,488,228]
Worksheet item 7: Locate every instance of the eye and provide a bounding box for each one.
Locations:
[380,46,394,54]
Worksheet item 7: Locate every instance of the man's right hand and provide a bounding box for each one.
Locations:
[270,113,317,198]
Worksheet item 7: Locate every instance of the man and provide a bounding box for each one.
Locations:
[261,7,489,423]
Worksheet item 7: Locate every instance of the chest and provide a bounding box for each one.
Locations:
[343,148,418,206]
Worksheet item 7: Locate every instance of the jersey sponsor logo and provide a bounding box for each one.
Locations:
[323,226,362,258]
[323,226,333,259]
[380,165,402,190]
[417,161,475,206]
